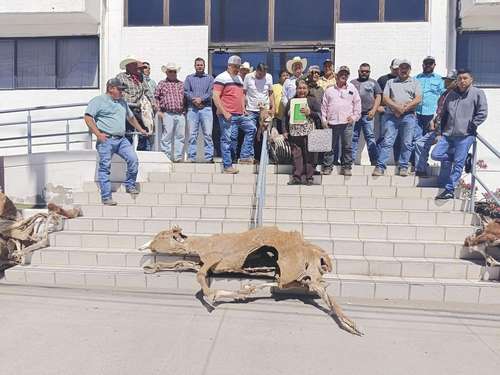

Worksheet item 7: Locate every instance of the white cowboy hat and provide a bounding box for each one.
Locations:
[161,63,181,73]
[240,62,254,72]
[286,56,308,75]
[119,57,142,70]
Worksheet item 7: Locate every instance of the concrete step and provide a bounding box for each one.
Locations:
[141,172,439,188]
[52,218,476,247]
[169,163,441,176]
[28,247,490,281]
[36,233,474,260]
[72,188,465,207]
[3,264,499,304]
[74,196,467,213]
[80,181,443,197]
[68,205,476,226]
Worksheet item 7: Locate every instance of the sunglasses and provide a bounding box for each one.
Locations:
[423,61,435,65]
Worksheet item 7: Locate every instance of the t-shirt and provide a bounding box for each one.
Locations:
[243,72,273,112]
[213,71,244,115]
[383,77,422,114]
[377,73,397,91]
[85,94,133,136]
[351,78,382,113]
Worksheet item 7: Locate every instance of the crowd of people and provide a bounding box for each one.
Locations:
[83,54,488,206]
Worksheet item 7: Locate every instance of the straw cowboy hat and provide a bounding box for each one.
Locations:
[161,63,181,73]
[286,56,308,75]
[240,62,254,72]
[119,57,143,70]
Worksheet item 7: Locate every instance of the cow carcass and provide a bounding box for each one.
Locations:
[139,225,362,336]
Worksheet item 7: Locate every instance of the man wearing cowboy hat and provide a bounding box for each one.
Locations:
[155,62,187,162]
[281,56,308,108]
[116,57,156,151]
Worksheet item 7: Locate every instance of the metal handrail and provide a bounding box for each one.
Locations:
[254,129,269,227]
[0,102,88,114]
[0,101,162,154]
[469,132,500,212]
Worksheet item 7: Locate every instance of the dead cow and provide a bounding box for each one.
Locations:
[139,225,362,336]
[464,219,500,273]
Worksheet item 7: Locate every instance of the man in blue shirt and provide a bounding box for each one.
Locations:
[416,56,445,138]
[184,57,215,162]
[85,78,149,206]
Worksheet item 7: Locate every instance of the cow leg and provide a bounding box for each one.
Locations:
[212,282,279,302]
[308,281,363,336]
[143,260,200,274]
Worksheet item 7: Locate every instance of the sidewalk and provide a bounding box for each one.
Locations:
[1,285,499,375]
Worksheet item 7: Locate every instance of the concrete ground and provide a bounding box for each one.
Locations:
[1,285,500,375]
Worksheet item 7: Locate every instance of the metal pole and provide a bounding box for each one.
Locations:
[27,110,32,154]
[65,120,70,151]
[470,138,478,213]
[88,130,93,149]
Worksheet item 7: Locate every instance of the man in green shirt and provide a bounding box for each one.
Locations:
[84,78,148,205]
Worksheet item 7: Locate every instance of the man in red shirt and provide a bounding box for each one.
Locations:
[213,55,254,174]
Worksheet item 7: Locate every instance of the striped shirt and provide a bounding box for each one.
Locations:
[184,73,214,108]
[154,79,185,113]
[213,71,244,115]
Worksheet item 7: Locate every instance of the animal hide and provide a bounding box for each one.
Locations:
[139,225,362,335]
[0,198,80,265]
[464,219,500,274]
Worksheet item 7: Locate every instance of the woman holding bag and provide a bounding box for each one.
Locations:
[283,79,322,185]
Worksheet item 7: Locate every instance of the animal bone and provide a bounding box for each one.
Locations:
[139,226,362,335]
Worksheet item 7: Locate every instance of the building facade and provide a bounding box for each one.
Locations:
[0,0,498,178]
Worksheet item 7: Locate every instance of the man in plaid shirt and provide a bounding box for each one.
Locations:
[155,63,187,162]
[116,58,156,151]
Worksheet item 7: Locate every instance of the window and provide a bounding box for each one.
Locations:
[456,31,500,87]
[57,38,99,88]
[338,0,428,23]
[127,0,164,26]
[210,50,332,82]
[274,0,334,41]
[339,0,379,22]
[0,37,99,90]
[384,0,425,22]
[210,0,269,42]
[170,0,205,25]
[17,39,56,89]
[0,40,15,89]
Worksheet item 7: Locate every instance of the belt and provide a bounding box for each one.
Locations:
[102,132,124,139]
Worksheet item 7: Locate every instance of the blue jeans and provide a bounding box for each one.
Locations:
[96,137,138,200]
[187,107,214,161]
[160,112,186,161]
[352,115,378,164]
[414,131,436,173]
[431,135,475,192]
[230,112,257,161]
[376,113,416,170]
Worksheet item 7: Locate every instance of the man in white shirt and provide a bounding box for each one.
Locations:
[233,63,274,163]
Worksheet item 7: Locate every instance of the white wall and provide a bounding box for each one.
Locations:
[335,0,449,78]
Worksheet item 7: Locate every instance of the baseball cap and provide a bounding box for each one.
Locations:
[106,78,126,90]
[336,65,350,74]
[423,56,436,63]
[443,69,457,81]
[308,65,321,73]
[391,58,401,69]
[323,59,333,66]
[398,59,412,68]
[227,55,241,66]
